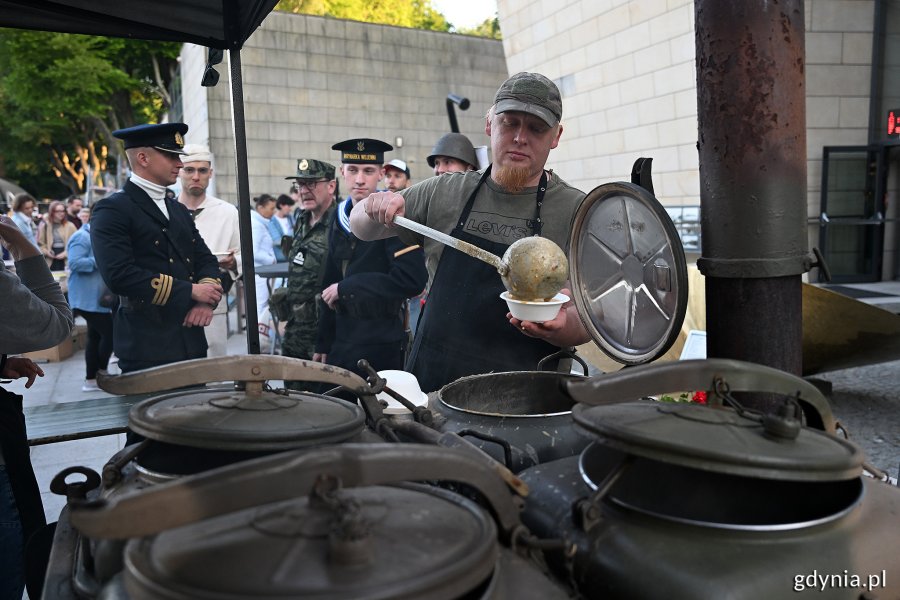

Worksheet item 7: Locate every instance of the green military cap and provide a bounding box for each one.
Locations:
[494,72,562,128]
[285,158,336,181]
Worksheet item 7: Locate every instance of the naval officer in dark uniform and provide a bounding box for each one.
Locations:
[313,139,427,378]
[91,123,223,373]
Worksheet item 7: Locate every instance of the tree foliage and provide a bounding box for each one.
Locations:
[275,0,451,32]
[458,16,502,40]
[0,29,180,197]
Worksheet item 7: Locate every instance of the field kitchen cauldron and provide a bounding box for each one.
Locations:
[420,180,689,473]
[43,356,388,599]
[62,444,571,600]
[517,359,900,599]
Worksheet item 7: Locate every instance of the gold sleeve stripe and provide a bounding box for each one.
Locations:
[393,244,421,258]
[198,277,221,285]
[151,274,173,306]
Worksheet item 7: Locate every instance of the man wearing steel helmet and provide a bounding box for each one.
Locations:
[351,73,589,393]
[91,123,222,373]
[428,132,479,175]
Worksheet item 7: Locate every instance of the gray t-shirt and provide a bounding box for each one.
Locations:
[398,170,585,284]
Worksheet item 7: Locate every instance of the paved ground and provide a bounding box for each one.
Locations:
[815,358,900,479]
[8,284,900,525]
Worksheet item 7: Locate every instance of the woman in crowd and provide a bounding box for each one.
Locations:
[251,194,277,347]
[36,200,76,271]
[268,194,295,262]
[66,206,114,391]
[11,193,38,247]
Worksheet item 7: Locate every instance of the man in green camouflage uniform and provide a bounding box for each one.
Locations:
[277,159,337,388]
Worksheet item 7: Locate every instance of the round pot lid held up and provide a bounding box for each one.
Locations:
[572,401,864,482]
[129,388,365,451]
[123,486,498,600]
[568,182,688,365]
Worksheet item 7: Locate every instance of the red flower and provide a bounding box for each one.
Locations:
[692,391,707,405]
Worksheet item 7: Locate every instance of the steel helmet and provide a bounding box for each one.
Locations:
[427,133,478,169]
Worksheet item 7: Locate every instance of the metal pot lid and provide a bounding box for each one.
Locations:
[568,182,688,364]
[129,388,365,451]
[572,401,863,481]
[122,485,499,600]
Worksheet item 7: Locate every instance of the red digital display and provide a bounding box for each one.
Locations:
[889,110,899,137]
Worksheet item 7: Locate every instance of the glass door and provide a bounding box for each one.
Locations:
[818,145,887,282]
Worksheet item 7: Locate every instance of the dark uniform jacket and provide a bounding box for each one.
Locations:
[91,181,220,365]
[315,199,427,374]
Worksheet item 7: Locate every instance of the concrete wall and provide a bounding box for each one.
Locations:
[497,0,698,204]
[181,12,507,203]
[498,0,887,274]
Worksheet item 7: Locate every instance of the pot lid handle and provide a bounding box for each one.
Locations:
[564,358,835,433]
[96,355,370,396]
[70,444,523,541]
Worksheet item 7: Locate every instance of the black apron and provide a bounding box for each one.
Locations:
[407,167,559,392]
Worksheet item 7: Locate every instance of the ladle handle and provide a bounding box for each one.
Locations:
[393,215,506,273]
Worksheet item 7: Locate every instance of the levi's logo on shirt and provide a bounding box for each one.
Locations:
[464,211,530,244]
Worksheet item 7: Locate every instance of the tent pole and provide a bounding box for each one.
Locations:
[228,48,260,354]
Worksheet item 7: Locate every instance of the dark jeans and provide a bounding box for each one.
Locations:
[0,466,24,600]
[79,310,114,379]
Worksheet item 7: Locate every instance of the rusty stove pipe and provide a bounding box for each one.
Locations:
[694,0,809,411]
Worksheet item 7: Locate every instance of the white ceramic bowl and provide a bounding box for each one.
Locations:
[376,370,429,414]
[500,291,569,323]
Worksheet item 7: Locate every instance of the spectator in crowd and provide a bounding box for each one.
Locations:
[36,200,76,271]
[280,159,337,384]
[65,196,84,229]
[177,144,241,357]
[91,123,222,373]
[11,193,38,248]
[314,138,427,377]
[383,158,411,192]
[66,205,114,391]
[351,73,589,392]
[428,132,479,175]
[269,194,295,262]
[0,214,74,600]
[251,193,277,347]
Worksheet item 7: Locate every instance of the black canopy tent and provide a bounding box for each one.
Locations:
[0,0,280,353]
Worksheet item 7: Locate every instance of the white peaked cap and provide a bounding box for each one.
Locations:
[181,144,213,165]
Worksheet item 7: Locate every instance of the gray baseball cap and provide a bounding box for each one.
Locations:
[493,72,562,128]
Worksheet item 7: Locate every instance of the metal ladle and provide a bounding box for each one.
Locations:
[394,216,568,300]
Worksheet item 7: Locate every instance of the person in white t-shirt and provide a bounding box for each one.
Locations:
[177,144,241,356]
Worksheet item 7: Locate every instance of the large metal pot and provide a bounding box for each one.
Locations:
[517,359,900,599]
[65,445,571,600]
[44,356,385,599]
[429,356,592,472]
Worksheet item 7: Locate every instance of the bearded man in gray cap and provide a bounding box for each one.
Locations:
[177,144,240,357]
[351,73,589,392]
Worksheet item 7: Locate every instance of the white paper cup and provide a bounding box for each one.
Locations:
[376,370,429,415]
